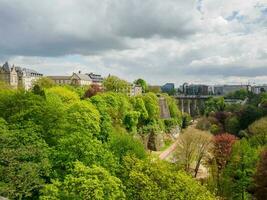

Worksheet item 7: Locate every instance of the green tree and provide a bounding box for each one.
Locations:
[205,97,225,115]
[121,156,215,200]
[226,89,249,100]
[181,113,192,129]
[103,76,129,93]
[254,148,267,200]
[46,86,79,104]
[109,132,146,162]
[142,93,160,120]
[239,105,263,130]
[40,162,125,200]
[134,78,148,93]
[123,111,140,133]
[225,116,240,136]
[221,139,258,200]
[248,117,267,146]
[34,77,55,89]
[0,121,51,200]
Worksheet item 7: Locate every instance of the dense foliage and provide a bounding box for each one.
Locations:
[196,90,267,199]
[0,84,214,200]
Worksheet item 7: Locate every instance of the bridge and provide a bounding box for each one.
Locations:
[174,95,212,116]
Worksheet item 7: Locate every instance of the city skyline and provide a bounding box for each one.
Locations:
[0,0,266,86]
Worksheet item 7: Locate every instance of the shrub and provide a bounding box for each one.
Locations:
[210,124,221,135]
[248,117,267,146]
[225,116,240,136]
[196,117,211,131]
[182,113,192,129]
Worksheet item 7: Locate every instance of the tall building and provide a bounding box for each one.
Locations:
[186,84,209,95]
[161,83,175,94]
[0,62,43,90]
[214,85,251,95]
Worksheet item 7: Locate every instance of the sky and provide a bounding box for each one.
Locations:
[0,0,267,86]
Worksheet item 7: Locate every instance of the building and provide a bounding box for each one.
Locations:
[185,84,209,95]
[70,72,92,86]
[47,76,72,85]
[251,85,267,94]
[0,62,43,90]
[47,76,71,85]
[214,85,251,95]
[87,73,103,85]
[48,72,104,86]
[161,83,175,94]
[130,85,142,96]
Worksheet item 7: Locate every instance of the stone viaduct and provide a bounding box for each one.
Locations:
[174,95,211,117]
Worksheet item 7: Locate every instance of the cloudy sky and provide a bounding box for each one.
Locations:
[0,0,266,86]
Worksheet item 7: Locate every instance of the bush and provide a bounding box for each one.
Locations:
[225,116,240,136]
[210,124,221,135]
[109,132,146,162]
[196,117,211,131]
[164,118,180,133]
[248,117,267,146]
[122,156,216,200]
[182,113,192,129]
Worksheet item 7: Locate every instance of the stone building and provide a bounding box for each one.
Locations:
[48,72,103,86]
[70,72,92,86]
[130,85,142,96]
[0,62,43,90]
[47,76,72,85]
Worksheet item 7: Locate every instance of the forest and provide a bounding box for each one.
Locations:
[0,77,266,200]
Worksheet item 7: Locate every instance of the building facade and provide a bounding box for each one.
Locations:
[48,72,103,86]
[70,72,92,86]
[161,83,175,94]
[48,76,72,85]
[87,73,103,85]
[251,85,267,94]
[0,62,43,90]
[214,85,251,95]
[185,84,209,95]
[130,85,142,96]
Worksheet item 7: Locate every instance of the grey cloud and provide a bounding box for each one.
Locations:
[0,0,198,57]
[108,0,199,38]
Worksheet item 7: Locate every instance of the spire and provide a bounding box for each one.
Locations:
[2,61,10,72]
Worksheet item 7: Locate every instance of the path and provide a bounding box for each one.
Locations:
[159,120,197,160]
[159,120,209,179]
[159,139,179,160]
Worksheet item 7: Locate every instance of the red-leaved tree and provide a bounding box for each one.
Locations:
[84,84,103,98]
[213,133,237,171]
[254,148,267,200]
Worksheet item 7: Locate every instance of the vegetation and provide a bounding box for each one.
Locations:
[2,82,267,200]
[195,90,267,199]
[0,83,216,200]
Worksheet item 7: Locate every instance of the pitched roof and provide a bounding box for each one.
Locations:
[87,73,103,82]
[73,73,92,81]
[2,62,10,72]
